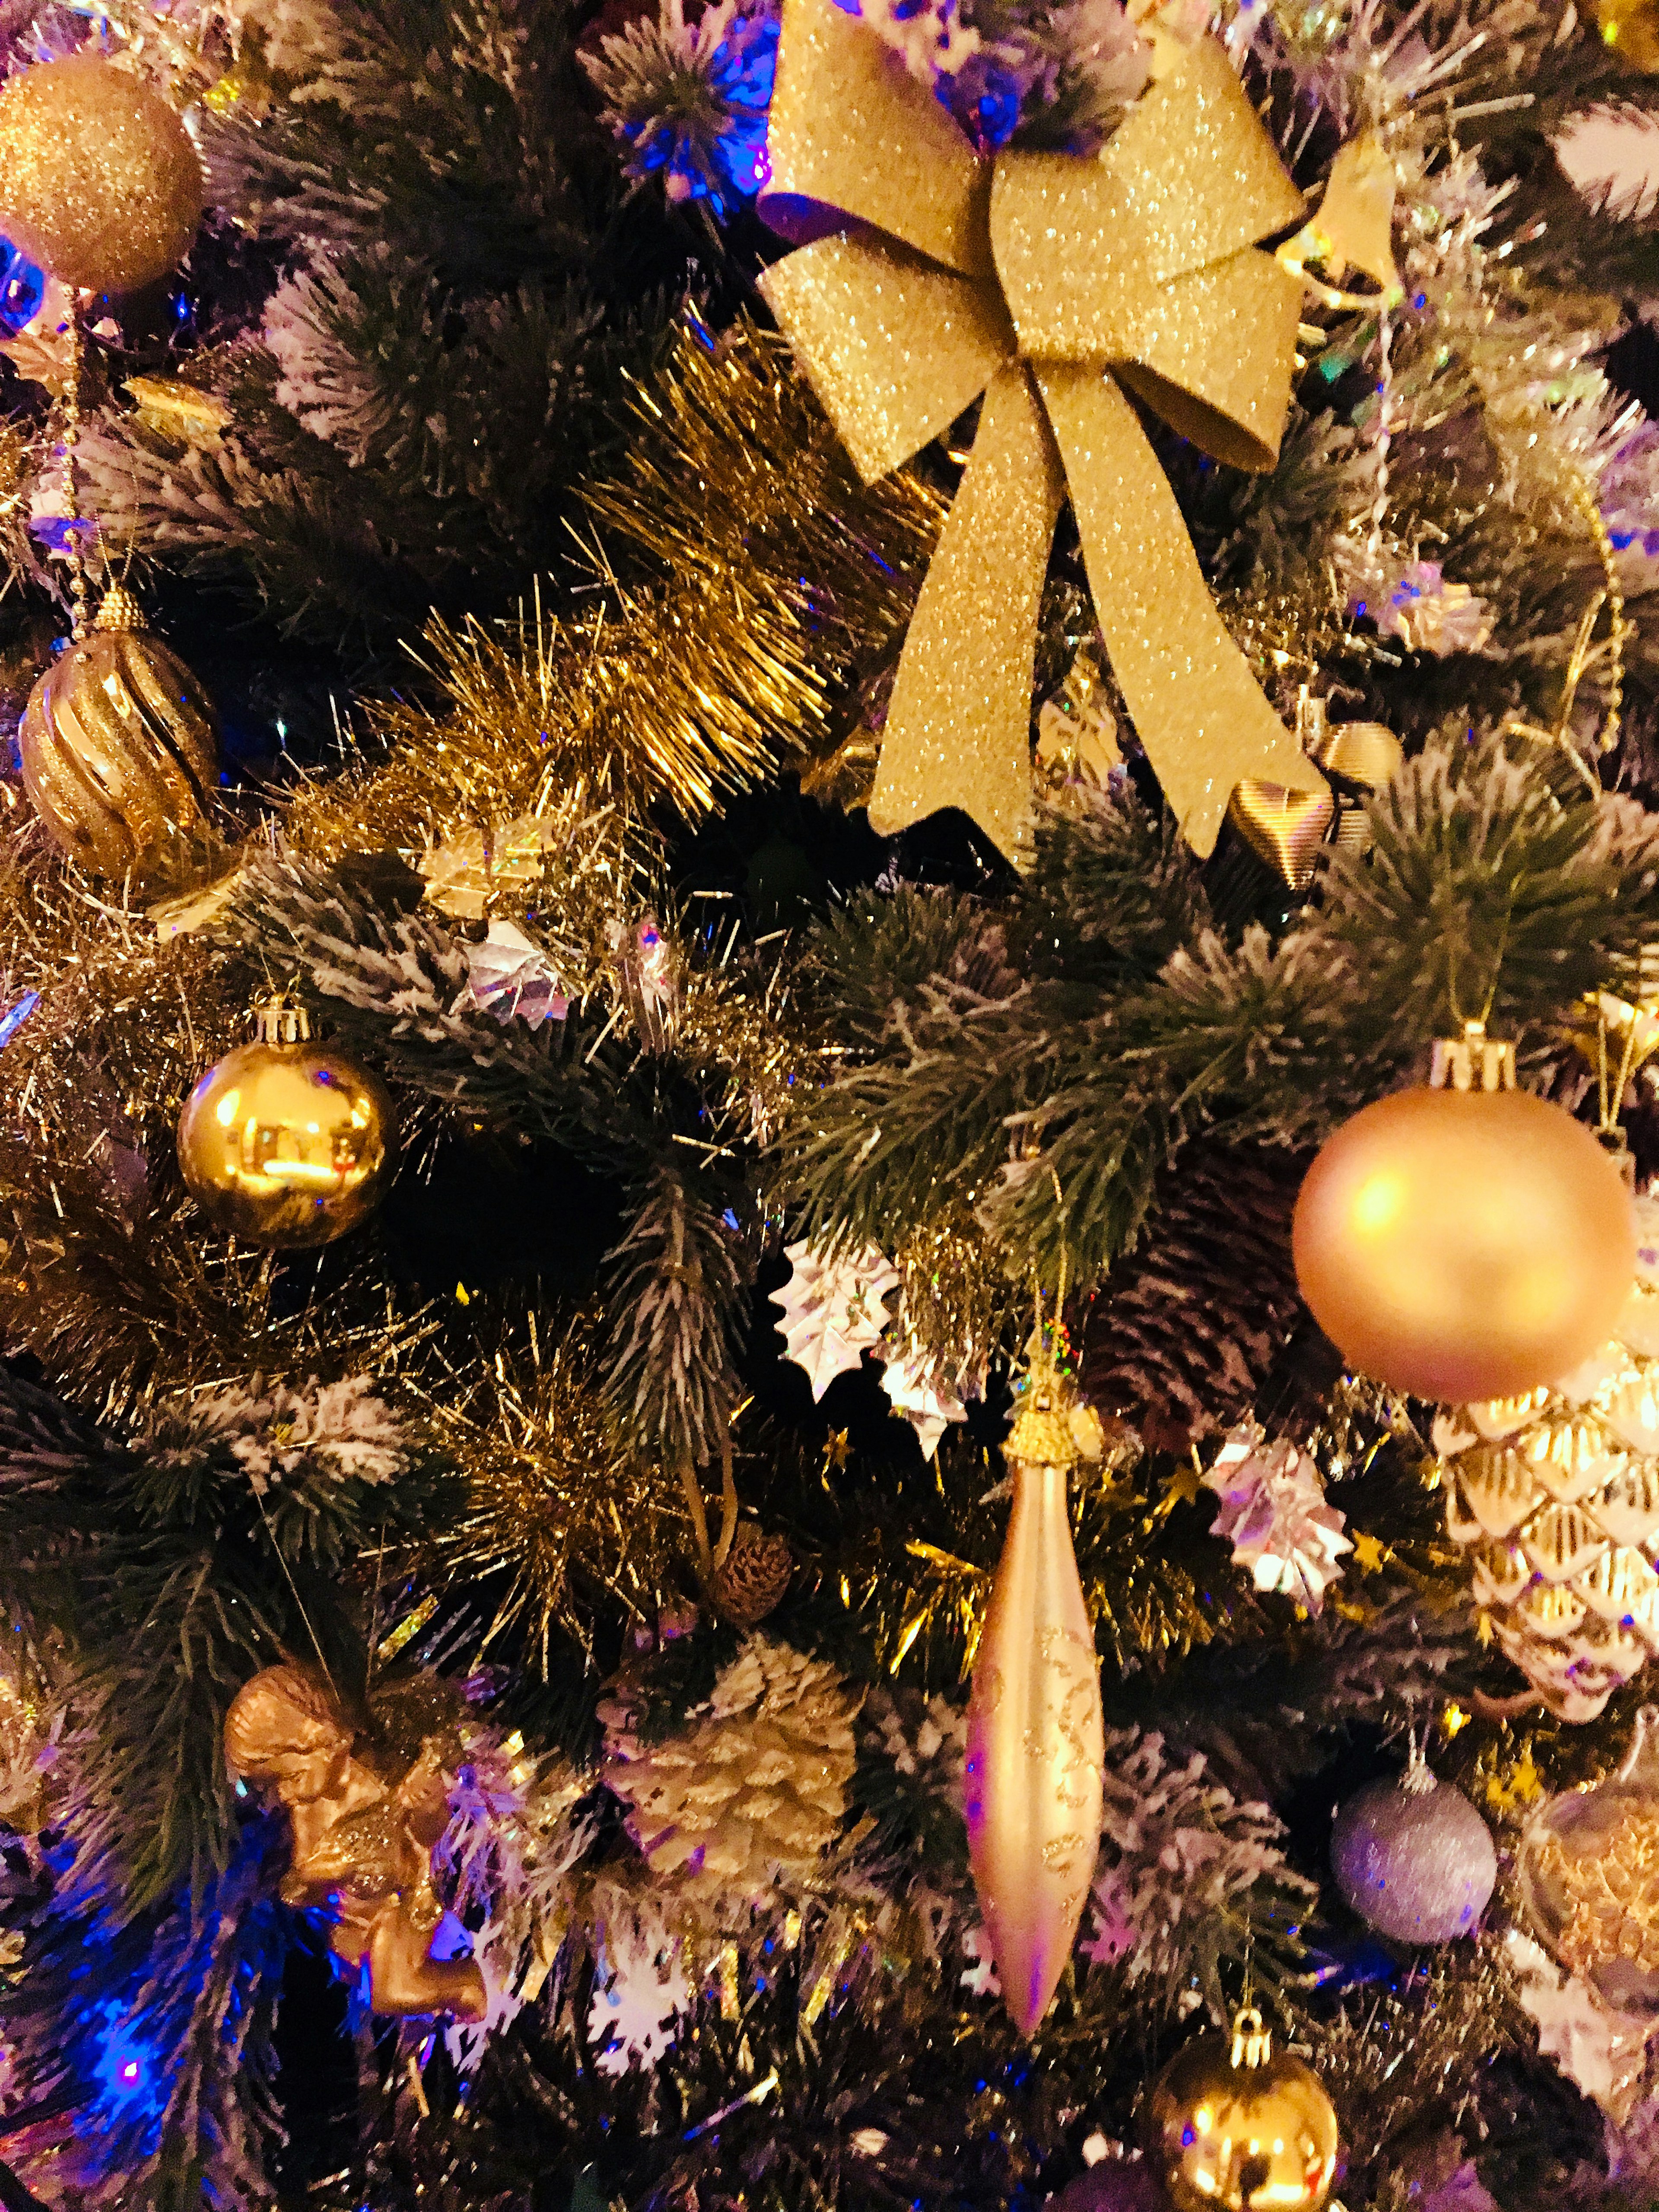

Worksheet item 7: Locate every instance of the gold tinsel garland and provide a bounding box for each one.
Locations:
[284,319,944,874]
[0,318,928,1415]
[416,1316,689,1665]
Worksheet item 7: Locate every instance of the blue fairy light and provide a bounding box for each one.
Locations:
[0,992,38,1049]
[597,0,782,220]
[0,240,43,338]
[89,2003,161,2120]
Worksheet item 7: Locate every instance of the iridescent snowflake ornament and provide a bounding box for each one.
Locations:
[1204,1423,1351,1613]
[466,921,569,1028]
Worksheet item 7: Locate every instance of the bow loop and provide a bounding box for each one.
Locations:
[1092,40,1306,283]
[760,232,1014,483]
[758,0,991,276]
[987,159,1302,470]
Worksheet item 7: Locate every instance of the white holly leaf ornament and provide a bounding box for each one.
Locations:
[880,1336,967,1461]
[772,1238,899,1401]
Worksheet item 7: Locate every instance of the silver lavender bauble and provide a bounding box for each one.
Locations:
[1331,1760,1497,1943]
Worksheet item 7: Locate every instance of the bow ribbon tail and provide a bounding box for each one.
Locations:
[868,365,1065,861]
[1036,363,1328,860]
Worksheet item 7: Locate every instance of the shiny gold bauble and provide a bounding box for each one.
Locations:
[1598,0,1659,72]
[0,52,205,294]
[177,1005,394,1250]
[1145,2011,1340,2212]
[1294,1087,1636,1403]
[20,585,219,881]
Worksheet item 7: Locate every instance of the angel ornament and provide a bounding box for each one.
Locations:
[225,1663,486,2019]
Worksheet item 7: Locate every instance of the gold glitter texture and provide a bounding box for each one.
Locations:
[419,1317,686,1670]
[758,0,1324,862]
[0,53,204,296]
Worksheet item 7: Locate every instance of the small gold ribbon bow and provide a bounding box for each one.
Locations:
[758,0,1328,861]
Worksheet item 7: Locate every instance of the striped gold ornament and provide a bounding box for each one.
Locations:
[19,584,219,880]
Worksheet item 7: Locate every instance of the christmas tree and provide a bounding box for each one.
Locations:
[1,0,1659,2206]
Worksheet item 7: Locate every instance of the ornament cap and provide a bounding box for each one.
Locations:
[92,583,149,634]
[1229,2005,1273,2069]
[1430,1019,1517,1094]
[1400,1738,1438,1797]
[1005,1390,1080,1469]
[253,996,311,1047]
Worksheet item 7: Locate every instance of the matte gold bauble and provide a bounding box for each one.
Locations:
[1294,1047,1635,1403]
[1145,2008,1339,2212]
[0,52,205,295]
[1598,0,1659,71]
[20,584,219,881]
[178,1002,393,1250]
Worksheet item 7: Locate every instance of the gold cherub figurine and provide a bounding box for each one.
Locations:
[224,1663,486,2020]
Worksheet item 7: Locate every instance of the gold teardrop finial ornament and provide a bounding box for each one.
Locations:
[965,1325,1104,2036]
[19,585,220,883]
[177,1000,395,1250]
[1293,1022,1637,1403]
[0,51,205,295]
[1145,2006,1340,2212]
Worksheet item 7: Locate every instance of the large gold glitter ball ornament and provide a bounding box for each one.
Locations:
[20,584,219,881]
[1293,1030,1636,1403]
[1598,0,1659,72]
[178,1001,394,1249]
[1144,2008,1340,2212]
[0,52,205,294]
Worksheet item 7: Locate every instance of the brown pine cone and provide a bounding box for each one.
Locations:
[713,1522,794,1627]
[1075,1142,1324,1454]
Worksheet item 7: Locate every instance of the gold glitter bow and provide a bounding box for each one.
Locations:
[757,0,1328,861]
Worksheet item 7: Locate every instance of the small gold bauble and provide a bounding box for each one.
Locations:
[20,585,219,881]
[0,52,204,294]
[1598,0,1659,71]
[177,1002,394,1250]
[1294,1066,1635,1403]
[1145,2009,1340,2212]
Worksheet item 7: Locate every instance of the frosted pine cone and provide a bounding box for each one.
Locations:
[601,1635,859,1916]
